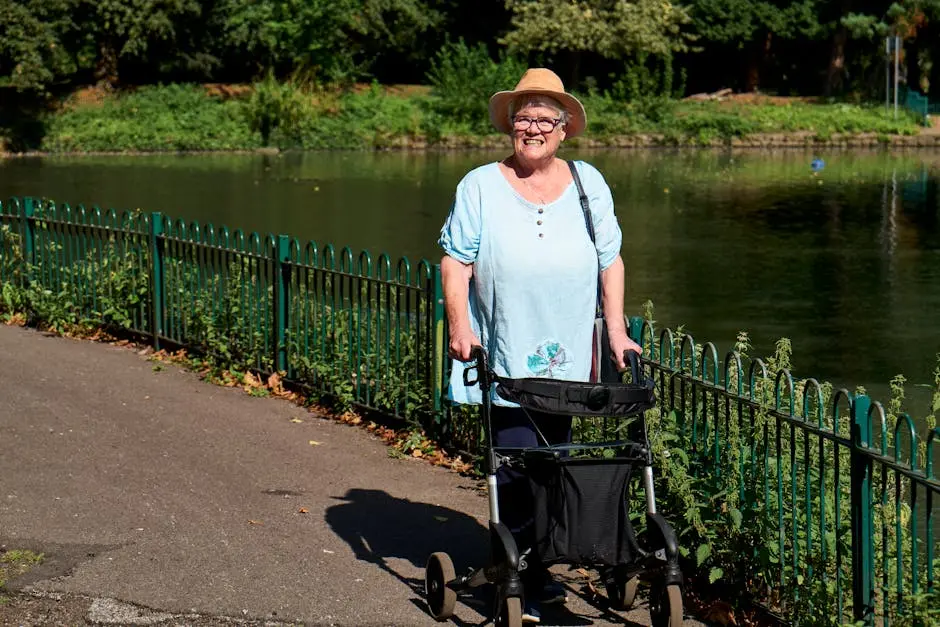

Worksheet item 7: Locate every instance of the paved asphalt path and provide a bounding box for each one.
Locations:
[0,325,701,626]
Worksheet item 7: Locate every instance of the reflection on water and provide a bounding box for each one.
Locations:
[1,149,938,414]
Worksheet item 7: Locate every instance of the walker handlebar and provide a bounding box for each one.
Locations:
[624,349,642,384]
[463,346,641,387]
[462,345,487,387]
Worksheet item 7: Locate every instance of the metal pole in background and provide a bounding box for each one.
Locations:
[894,35,900,118]
[885,37,890,113]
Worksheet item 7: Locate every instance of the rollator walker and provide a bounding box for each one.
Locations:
[425,346,684,626]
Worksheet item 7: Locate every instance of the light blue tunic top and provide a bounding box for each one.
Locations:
[438,160,622,406]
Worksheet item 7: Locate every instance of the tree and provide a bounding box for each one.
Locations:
[210,0,359,81]
[840,0,940,95]
[0,0,76,92]
[685,0,823,92]
[211,0,443,83]
[70,0,202,86]
[500,0,692,84]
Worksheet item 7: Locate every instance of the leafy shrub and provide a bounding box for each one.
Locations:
[674,108,758,141]
[425,39,527,133]
[42,84,259,152]
[244,74,316,146]
[297,82,429,149]
[30,79,928,151]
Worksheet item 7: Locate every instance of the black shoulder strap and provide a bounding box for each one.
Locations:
[568,160,601,316]
[568,160,595,244]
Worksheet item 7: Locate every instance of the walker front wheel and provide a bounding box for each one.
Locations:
[606,572,640,610]
[495,596,522,627]
[425,552,457,621]
[649,583,683,627]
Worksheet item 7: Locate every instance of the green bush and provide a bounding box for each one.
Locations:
[244,74,316,147]
[297,83,429,149]
[425,39,527,133]
[673,108,758,142]
[24,79,929,152]
[42,84,259,152]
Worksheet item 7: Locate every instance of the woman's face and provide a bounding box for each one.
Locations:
[511,104,566,164]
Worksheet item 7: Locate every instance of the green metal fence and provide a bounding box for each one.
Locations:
[0,197,445,429]
[0,195,937,625]
[631,319,939,626]
[902,87,940,125]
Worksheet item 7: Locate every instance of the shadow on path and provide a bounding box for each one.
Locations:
[326,488,488,625]
[326,488,602,626]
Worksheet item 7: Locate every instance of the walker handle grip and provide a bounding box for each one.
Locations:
[463,345,487,387]
[624,349,642,384]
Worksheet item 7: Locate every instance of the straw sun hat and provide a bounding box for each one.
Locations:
[488,68,587,138]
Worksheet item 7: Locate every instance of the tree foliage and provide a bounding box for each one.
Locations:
[0,0,76,92]
[842,0,940,39]
[0,0,938,98]
[501,0,692,58]
[210,0,443,82]
[210,0,360,81]
[74,0,202,84]
[687,0,823,43]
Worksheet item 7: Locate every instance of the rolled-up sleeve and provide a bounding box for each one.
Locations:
[438,175,482,264]
[583,163,622,270]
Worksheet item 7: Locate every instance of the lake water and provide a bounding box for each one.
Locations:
[2,149,939,418]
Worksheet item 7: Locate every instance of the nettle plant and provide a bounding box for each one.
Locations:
[0,224,149,333]
[286,277,436,422]
[639,303,940,625]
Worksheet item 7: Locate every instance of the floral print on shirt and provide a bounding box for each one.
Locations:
[527,340,572,377]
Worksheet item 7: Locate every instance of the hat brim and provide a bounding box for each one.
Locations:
[488,88,586,138]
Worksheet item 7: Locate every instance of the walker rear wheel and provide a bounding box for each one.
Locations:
[606,572,640,610]
[649,583,683,627]
[425,552,457,621]
[495,596,522,627]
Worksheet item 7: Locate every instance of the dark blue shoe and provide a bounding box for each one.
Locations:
[522,600,541,623]
[539,580,568,605]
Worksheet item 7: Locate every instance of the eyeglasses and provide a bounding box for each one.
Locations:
[512,116,563,133]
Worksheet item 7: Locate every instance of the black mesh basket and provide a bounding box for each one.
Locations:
[524,450,641,567]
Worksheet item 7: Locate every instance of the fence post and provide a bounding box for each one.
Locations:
[22,197,35,268]
[274,235,290,373]
[628,315,644,346]
[850,393,875,626]
[149,212,164,350]
[431,263,446,426]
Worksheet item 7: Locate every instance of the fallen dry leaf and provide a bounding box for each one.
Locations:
[298,508,309,514]
[290,418,303,424]
[702,601,738,626]
[308,440,322,446]
[268,372,285,395]
[586,580,598,597]
[248,520,264,526]
[243,371,262,390]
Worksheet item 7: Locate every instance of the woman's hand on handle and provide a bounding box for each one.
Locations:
[608,330,643,371]
[449,329,482,362]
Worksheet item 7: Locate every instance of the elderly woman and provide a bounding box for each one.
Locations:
[438,68,641,623]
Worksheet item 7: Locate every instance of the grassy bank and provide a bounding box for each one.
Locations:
[1,81,931,154]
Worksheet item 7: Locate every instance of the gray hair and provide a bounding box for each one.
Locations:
[508,95,570,125]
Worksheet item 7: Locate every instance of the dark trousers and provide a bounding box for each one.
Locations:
[491,406,572,592]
